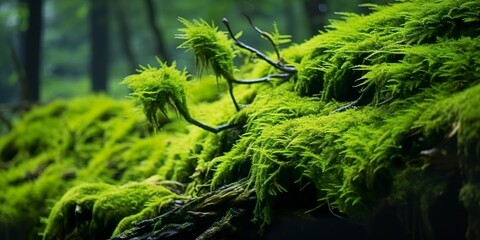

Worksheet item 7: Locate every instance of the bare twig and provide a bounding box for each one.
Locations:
[242,13,281,61]
[222,18,297,75]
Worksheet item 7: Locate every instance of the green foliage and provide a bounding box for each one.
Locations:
[269,22,292,47]
[211,81,480,231]
[210,84,329,188]
[413,82,480,157]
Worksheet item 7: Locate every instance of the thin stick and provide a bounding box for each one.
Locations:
[177,101,239,133]
[226,80,241,111]
[222,18,296,74]
[231,73,291,84]
[242,13,281,61]
[333,93,364,113]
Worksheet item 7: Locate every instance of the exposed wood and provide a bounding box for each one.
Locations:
[111,180,255,240]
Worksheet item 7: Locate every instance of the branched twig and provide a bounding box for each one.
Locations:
[177,17,296,115]
[222,18,297,75]
[219,17,297,112]
[178,104,240,133]
[232,73,291,84]
[242,13,282,61]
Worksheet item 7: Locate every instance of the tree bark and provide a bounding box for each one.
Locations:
[19,0,43,102]
[283,0,296,41]
[303,0,328,36]
[143,0,170,62]
[115,0,137,73]
[89,0,110,92]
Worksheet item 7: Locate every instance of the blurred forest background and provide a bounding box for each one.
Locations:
[0,0,384,105]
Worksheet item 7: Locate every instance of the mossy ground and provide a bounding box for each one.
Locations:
[1,0,479,239]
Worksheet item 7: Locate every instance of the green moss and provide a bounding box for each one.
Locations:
[291,0,480,102]
[210,0,480,230]
[177,18,235,80]
[122,61,189,130]
[0,79,248,238]
[42,182,179,239]
[250,107,386,225]
[111,192,180,236]
[2,0,480,239]
[211,83,330,188]
[358,37,480,105]
[0,95,150,239]
[414,83,480,155]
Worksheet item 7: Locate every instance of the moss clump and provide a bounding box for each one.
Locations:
[177,18,235,80]
[288,0,480,102]
[42,182,180,239]
[122,61,189,129]
[358,37,480,105]
[0,96,148,239]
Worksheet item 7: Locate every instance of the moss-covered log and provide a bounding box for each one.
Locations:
[1,0,480,239]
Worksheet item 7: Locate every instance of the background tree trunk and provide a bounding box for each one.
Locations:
[283,0,296,41]
[115,0,137,73]
[144,0,171,62]
[304,0,328,36]
[89,0,110,92]
[19,0,43,102]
